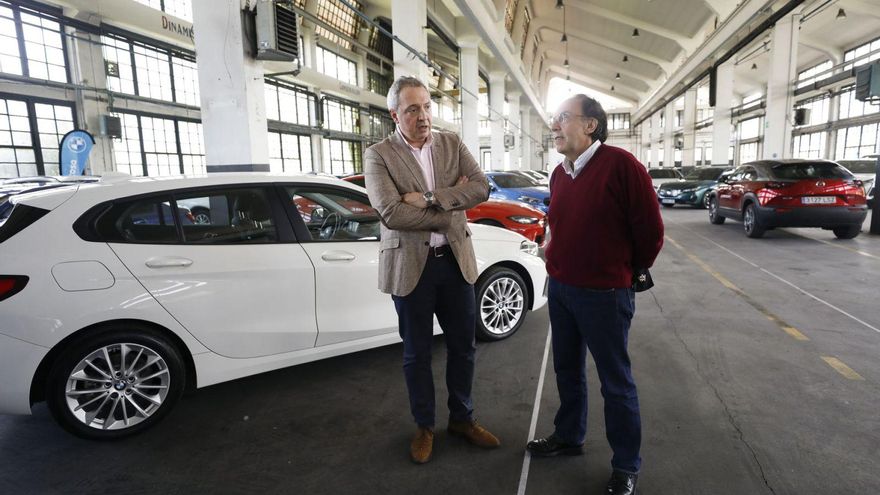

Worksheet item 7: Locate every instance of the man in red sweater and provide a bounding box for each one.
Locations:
[526,95,663,495]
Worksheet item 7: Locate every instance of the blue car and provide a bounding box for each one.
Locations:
[486,171,550,213]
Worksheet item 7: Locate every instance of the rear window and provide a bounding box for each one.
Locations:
[649,169,680,179]
[0,203,49,243]
[770,162,852,180]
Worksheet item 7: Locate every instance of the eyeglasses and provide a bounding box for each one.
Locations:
[549,111,589,126]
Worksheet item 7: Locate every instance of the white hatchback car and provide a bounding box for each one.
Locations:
[0,173,547,439]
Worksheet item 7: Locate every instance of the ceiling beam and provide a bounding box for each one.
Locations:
[535,42,661,82]
[566,1,702,54]
[543,68,640,106]
[544,62,647,94]
[702,0,739,19]
[540,54,653,92]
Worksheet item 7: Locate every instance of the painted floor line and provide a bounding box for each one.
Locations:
[821,356,866,380]
[673,226,880,335]
[517,325,553,495]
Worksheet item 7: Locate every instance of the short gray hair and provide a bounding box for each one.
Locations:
[387,76,428,112]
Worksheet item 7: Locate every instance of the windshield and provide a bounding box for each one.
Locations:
[771,162,852,180]
[492,174,537,189]
[684,168,726,181]
[649,169,680,179]
[838,160,876,174]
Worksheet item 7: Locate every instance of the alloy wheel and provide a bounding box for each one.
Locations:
[479,276,525,336]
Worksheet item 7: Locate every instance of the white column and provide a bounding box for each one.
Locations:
[520,105,532,170]
[459,37,480,158]
[508,91,521,170]
[391,0,428,81]
[66,25,112,175]
[682,88,697,166]
[489,71,506,171]
[712,61,735,166]
[663,102,675,167]
[640,120,650,166]
[764,14,800,159]
[301,25,317,70]
[193,0,268,171]
[650,112,661,167]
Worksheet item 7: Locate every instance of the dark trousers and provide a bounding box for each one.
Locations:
[548,277,641,473]
[392,252,476,428]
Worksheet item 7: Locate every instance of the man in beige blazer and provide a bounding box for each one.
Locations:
[364,76,500,464]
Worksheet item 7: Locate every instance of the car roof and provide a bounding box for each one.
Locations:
[13,172,362,208]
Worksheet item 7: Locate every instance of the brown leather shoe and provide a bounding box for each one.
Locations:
[447,419,501,448]
[410,427,434,464]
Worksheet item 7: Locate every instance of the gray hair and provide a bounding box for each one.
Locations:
[387,76,428,112]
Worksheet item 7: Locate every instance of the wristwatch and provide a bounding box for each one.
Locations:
[423,191,435,207]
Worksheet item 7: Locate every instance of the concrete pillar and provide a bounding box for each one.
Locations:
[66,22,112,175]
[650,112,661,167]
[489,71,506,171]
[459,37,480,158]
[764,14,800,159]
[508,91,521,170]
[520,105,531,169]
[712,61,735,166]
[193,0,268,171]
[391,0,428,81]
[641,121,650,166]
[682,88,697,166]
[301,24,317,70]
[663,102,675,167]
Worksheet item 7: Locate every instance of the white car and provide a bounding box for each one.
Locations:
[838,159,876,207]
[0,173,547,439]
[648,168,684,191]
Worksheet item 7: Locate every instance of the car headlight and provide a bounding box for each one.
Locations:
[520,240,539,256]
[517,196,541,205]
[508,215,540,224]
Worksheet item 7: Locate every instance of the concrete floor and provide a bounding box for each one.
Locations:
[1,208,879,494]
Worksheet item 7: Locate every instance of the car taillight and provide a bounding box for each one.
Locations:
[0,275,28,302]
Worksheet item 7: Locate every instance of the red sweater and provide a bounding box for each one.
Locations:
[545,144,664,289]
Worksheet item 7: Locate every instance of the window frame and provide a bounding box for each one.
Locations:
[279,183,380,244]
[109,109,205,177]
[0,92,77,177]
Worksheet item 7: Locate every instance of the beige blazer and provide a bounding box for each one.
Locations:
[364,131,490,297]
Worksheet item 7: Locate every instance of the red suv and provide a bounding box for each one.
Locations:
[707,159,868,239]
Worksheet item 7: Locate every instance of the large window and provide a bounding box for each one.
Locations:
[315,0,362,51]
[322,97,360,133]
[609,113,630,130]
[268,131,312,173]
[316,45,357,85]
[101,34,200,106]
[738,117,763,140]
[322,138,362,175]
[843,36,880,71]
[519,8,530,58]
[132,0,193,22]
[112,112,205,176]
[367,69,391,96]
[365,107,394,142]
[794,96,829,126]
[838,85,880,120]
[265,80,316,126]
[0,3,68,83]
[796,60,832,89]
[835,123,879,159]
[0,96,74,177]
[792,132,826,159]
[504,0,518,35]
[739,142,759,164]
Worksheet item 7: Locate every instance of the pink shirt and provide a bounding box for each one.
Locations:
[397,127,447,247]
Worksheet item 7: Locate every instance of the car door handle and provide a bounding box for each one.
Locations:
[321,251,355,262]
[145,257,194,268]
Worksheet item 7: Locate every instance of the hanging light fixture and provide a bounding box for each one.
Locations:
[751,63,757,70]
[623,55,629,62]
[611,85,615,91]
[564,59,570,68]
[836,8,847,19]
[561,32,567,42]
[615,72,621,79]
[632,28,640,37]
[556,0,564,9]
[561,4,568,43]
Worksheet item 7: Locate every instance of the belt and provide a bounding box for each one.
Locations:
[429,244,452,257]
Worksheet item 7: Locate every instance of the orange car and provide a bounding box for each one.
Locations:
[342,174,547,246]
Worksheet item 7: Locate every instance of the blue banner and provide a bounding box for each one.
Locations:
[59,130,95,176]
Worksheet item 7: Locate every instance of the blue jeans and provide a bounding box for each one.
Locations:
[548,277,641,473]
[392,254,476,428]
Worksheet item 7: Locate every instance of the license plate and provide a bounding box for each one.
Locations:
[661,199,675,204]
[801,196,835,204]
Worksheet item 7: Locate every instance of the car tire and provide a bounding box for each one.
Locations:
[475,219,504,228]
[474,267,528,341]
[832,225,861,239]
[191,207,211,225]
[708,196,725,225]
[743,203,766,238]
[701,193,711,209]
[46,325,186,440]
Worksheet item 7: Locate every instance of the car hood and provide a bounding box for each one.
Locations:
[507,186,550,198]
[469,222,528,242]
[658,179,715,190]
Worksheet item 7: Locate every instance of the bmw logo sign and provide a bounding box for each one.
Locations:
[68,136,87,152]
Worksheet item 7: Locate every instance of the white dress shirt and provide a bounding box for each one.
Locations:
[397,127,448,247]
